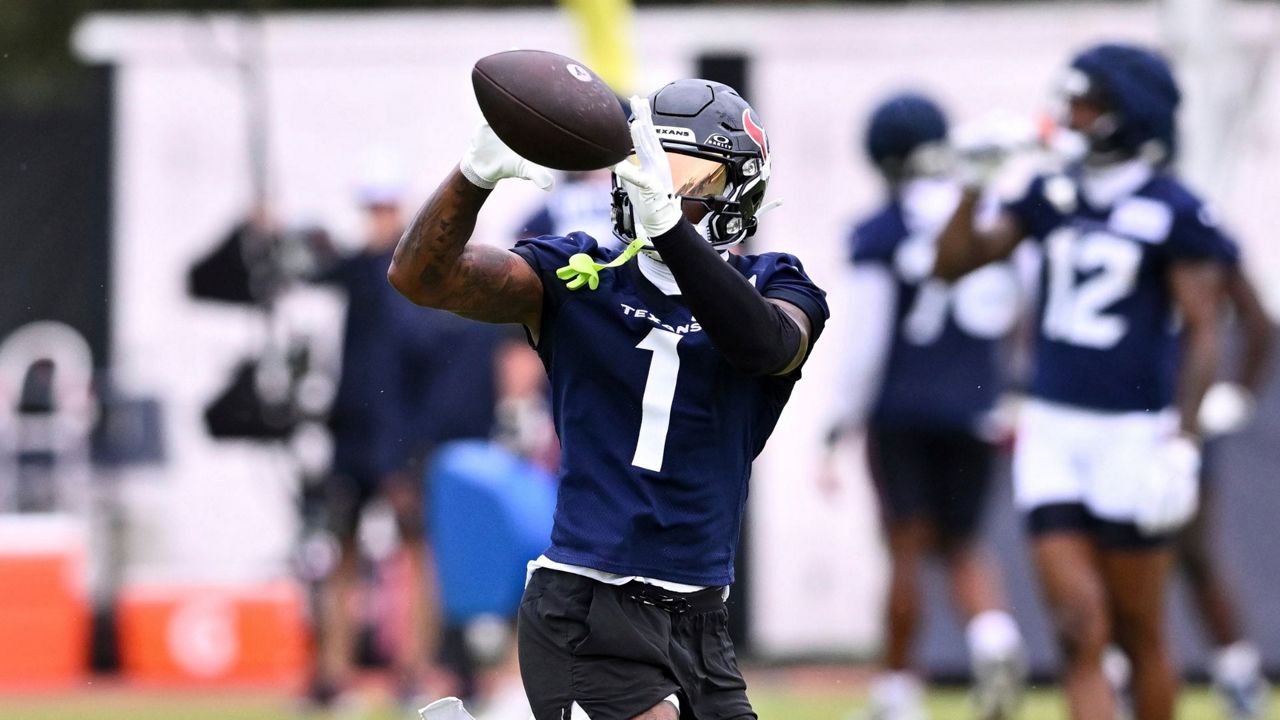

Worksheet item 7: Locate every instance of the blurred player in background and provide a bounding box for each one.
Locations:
[393,79,828,720]
[1106,264,1274,719]
[1178,264,1273,719]
[935,43,1237,720]
[309,172,433,708]
[312,164,502,709]
[824,92,1026,720]
[516,168,617,248]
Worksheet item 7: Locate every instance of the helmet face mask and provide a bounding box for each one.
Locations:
[1056,68,1128,166]
[612,80,771,251]
[1062,44,1181,168]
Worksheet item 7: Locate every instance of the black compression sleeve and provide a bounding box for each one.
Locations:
[649,219,803,376]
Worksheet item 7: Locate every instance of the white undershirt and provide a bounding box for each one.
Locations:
[637,252,682,295]
[528,555,729,597]
[636,247,734,297]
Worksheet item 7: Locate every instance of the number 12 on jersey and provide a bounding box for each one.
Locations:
[1043,229,1142,350]
[632,328,683,472]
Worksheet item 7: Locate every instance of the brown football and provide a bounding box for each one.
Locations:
[472,49,631,172]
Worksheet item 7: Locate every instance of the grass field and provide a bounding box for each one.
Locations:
[0,683,1232,720]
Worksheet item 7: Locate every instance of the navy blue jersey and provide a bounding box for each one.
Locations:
[392,303,499,458]
[323,249,405,479]
[511,233,828,586]
[1006,170,1238,412]
[853,201,1019,430]
[323,250,500,479]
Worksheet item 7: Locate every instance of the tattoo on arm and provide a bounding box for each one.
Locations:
[388,168,543,330]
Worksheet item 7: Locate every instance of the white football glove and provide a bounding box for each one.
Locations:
[611,96,682,241]
[458,123,554,191]
[1198,382,1256,437]
[1134,435,1201,536]
[419,697,476,720]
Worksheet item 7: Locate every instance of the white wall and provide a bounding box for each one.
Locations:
[75,1,1280,657]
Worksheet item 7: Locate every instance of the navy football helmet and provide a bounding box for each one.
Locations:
[612,79,771,249]
[1061,43,1181,165]
[864,92,950,182]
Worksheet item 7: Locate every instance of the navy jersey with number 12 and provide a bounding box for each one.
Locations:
[1006,170,1239,412]
[512,233,829,587]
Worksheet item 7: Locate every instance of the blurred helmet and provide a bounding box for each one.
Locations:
[355,146,407,207]
[1062,43,1181,165]
[864,92,950,182]
[612,79,771,249]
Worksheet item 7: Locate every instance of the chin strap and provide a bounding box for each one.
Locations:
[556,238,648,291]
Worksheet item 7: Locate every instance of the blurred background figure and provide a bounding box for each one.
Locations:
[1177,263,1273,718]
[935,42,1243,720]
[307,154,436,708]
[515,168,617,248]
[308,151,505,710]
[824,92,1027,720]
[424,337,558,720]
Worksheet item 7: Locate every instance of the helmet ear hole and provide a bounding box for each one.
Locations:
[738,179,767,219]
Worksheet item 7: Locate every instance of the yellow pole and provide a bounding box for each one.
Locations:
[559,0,636,95]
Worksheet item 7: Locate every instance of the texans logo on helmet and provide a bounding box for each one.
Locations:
[743,110,769,160]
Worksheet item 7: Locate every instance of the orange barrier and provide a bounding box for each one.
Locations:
[0,515,90,685]
[117,580,307,686]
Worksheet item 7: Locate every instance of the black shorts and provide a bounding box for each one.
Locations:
[866,425,995,542]
[325,468,425,543]
[517,569,755,720]
[1025,502,1172,550]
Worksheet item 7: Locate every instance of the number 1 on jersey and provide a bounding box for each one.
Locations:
[633,328,683,472]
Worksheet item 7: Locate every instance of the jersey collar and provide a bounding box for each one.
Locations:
[1080,158,1154,209]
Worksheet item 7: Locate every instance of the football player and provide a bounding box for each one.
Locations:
[825,92,1026,720]
[1104,264,1273,720]
[390,80,828,720]
[934,44,1236,720]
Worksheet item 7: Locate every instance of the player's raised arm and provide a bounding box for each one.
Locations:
[388,125,551,331]
[932,188,1024,281]
[932,121,1035,281]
